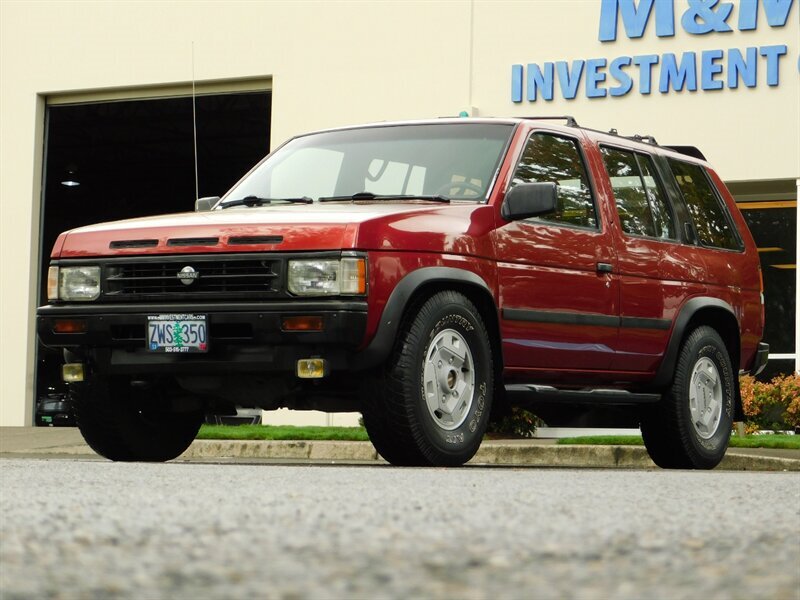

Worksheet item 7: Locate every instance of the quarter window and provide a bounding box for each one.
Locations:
[669,160,741,250]
[510,133,597,228]
[600,147,675,240]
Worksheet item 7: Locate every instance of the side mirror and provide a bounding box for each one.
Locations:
[195,196,220,212]
[501,182,557,221]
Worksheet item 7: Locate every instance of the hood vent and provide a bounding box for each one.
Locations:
[167,237,219,247]
[228,235,284,245]
[109,239,158,249]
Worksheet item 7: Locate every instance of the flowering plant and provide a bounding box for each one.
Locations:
[739,373,800,433]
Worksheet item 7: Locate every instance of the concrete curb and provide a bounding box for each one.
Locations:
[3,436,798,471]
[182,440,379,462]
[472,443,656,468]
[182,440,800,471]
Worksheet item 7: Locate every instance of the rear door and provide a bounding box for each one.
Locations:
[493,128,619,373]
[594,144,706,373]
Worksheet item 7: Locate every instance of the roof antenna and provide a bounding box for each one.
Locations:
[191,42,199,202]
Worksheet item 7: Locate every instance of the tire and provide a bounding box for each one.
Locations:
[363,290,494,467]
[641,326,735,469]
[72,377,203,462]
[361,400,426,466]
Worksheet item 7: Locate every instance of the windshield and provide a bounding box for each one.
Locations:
[220,123,514,206]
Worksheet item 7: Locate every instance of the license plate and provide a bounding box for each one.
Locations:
[147,314,208,353]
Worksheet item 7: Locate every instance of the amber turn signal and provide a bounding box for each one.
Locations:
[53,319,87,333]
[282,316,323,331]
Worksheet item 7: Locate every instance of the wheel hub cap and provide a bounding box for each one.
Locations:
[689,357,723,439]
[423,328,475,431]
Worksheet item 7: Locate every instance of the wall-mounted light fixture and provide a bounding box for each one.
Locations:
[61,164,80,187]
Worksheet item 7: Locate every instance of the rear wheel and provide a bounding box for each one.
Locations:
[73,377,203,462]
[363,291,493,467]
[642,326,734,469]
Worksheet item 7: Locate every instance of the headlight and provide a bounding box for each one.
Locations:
[58,266,101,301]
[288,258,366,296]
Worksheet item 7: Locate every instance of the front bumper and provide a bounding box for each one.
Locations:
[749,342,769,376]
[37,300,368,374]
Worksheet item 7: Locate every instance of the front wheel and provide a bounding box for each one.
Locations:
[73,377,203,462]
[363,291,494,467]
[641,326,735,469]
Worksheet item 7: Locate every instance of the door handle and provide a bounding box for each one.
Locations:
[596,262,613,274]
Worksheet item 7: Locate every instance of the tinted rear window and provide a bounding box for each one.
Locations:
[668,160,741,250]
[601,147,675,240]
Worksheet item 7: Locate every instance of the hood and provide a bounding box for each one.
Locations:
[53,202,462,258]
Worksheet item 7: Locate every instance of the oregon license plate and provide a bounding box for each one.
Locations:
[147,314,208,353]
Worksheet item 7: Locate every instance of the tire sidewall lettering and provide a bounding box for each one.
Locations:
[416,307,491,453]
[689,341,734,454]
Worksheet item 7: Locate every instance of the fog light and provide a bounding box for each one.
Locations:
[62,363,84,382]
[296,358,327,379]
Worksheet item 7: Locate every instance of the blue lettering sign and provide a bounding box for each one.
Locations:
[633,54,660,94]
[727,47,758,87]
[701,49,725,89]
[739,0,795,30]
[609,56,634,96]
[556,60,585,99]
[660,52,698,92]
[585,58,608,97]
[599,0,675,41]
[511,64,523,102]
[512,0,794,102]
[760,44,787,85]
[528,62,555,101]
[681,0,734,35]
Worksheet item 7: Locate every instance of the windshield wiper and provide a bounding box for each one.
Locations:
[220,195,313,209]
[319,192,450,203]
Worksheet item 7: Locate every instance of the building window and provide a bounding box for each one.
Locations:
[738,200,796,379]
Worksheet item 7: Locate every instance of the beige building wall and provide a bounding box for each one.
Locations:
[1,0,798,425]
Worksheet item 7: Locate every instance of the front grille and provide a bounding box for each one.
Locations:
[103,257,283,301]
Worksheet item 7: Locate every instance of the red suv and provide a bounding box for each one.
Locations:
[38,117,768,469]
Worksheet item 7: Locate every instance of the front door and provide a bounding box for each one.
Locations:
[493,130,619,374]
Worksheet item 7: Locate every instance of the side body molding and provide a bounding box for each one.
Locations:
[353,267,494,370]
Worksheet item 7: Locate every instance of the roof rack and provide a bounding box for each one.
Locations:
[602,128,660,146]
[629,134,659,145]
[521,115,579,127]
[522,120,705,159]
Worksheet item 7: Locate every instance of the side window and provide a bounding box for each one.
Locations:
[668,159,741,250]
[600,147,676,240]
[637,155,675,239]
[511,133,597,228]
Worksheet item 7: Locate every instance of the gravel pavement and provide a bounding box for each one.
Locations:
[1,459,799,600]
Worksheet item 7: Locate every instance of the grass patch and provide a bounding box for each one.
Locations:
[556,434,800,449]
[557,435,644,446]
[197,424,370,442]
[727,434,800,449]
[197,426,799,449]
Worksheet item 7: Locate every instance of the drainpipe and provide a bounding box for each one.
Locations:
[796,178,799,375]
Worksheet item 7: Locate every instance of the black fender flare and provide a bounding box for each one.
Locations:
[652,296,740,389]
[352,267,494,370]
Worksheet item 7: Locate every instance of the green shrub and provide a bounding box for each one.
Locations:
[486,407,541,438]
[740,373,800,433]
